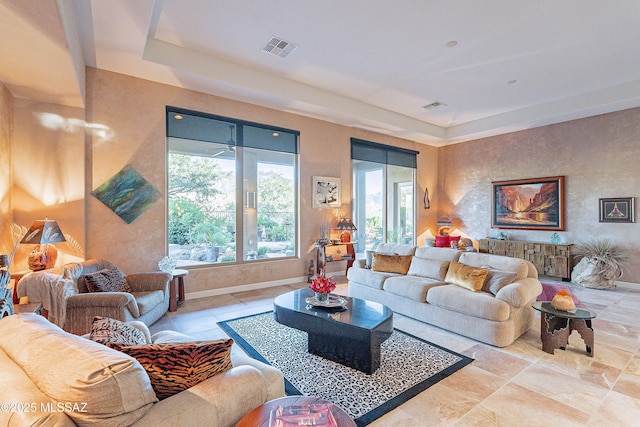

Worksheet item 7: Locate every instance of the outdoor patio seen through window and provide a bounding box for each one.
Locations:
[167,108,299,267]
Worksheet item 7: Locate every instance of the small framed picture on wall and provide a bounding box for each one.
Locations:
[312,176,341,208]
[599,197,635,223]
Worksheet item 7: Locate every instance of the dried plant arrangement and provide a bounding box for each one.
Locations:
[572,239,630,289]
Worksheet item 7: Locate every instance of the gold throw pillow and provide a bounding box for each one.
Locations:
[445,260,489,292]
[371,252,413,274]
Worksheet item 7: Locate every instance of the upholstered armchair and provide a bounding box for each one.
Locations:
[62,259,171,335]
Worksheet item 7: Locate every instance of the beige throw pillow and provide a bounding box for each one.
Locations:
[407,258,450,280]
[371,253,413,274]
[445,260,489,292]
[482,267,518,295]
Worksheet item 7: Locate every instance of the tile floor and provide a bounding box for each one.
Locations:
[150,278,640,426]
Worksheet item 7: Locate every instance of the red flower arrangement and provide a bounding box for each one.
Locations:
[309,274,336,294]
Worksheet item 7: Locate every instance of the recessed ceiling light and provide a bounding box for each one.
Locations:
[446,41,458,48]
[272,132,280,137]
[174,114,183,120]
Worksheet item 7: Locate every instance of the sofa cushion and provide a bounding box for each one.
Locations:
[374,243,416,256]
[84,268,131,293]
[482,268,518,295]
[407,257,450,280]
[383,276,447,302]
[445,260,489,292]
[347,267,400,290]
[89,316,147,346]
[415,246,462,262]
[110,339,234,400]
[371,253,413,274]
[133,290,165,314]
[0,314,157,425]
[426,285,511,322]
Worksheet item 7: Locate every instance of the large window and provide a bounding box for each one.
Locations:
[351,139,417,253]
[167,108,298,267]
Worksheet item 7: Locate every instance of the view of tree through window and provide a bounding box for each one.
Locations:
[167,109,298,267]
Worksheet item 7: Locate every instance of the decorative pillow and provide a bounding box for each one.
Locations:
[365,250,394,269]
[110,339,234,400]
[371,253,413,274]
[445,260,489,292]
[84,268,131,293]
[435,235,450,248]
[482,267,518,295]
[407,258,450,280]
[89,316,147,346]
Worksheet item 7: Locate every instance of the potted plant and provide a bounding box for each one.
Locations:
[572,239,629,289]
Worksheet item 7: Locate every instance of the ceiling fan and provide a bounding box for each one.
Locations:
[210,125,236,158]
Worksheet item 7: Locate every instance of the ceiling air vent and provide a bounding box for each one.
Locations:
[422,101,447,110]
[262,36,298,58]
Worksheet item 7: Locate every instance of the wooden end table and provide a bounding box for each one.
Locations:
[169,269,188,312]
[236,396,356,427]
[532,301,596,357]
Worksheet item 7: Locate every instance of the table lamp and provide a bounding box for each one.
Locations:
[436,216,453,236]
[335,218,357,242]
[20,219,66,271]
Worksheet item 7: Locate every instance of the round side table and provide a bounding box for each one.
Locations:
[236,396,356,427]
[532,301,596,356]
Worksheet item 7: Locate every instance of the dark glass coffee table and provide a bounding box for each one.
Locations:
[532,301,596,356]
[274,288,393,374]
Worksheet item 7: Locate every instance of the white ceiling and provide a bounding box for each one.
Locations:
[2,0,640,146]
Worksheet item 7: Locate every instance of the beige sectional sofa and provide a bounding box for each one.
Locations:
[0,314,284,427]
[347,243,542,347]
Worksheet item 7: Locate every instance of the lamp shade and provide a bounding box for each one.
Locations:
[335,218,357,243]
[436,216,454,236]
[20,220,66,244]
[435,216,453,227]
[335,218,357,231]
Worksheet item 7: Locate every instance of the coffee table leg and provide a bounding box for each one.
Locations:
[308,333,378,374]
[569,318,594,357]
[540,313,570,355]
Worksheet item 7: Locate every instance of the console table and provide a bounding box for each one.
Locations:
[479,239,573,280]
[316,242,356,275]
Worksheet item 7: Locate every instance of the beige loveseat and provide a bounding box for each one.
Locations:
[347,244,542,347]
[0,314,284,426]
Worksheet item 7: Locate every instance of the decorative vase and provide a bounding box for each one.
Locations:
[315,292,329,303]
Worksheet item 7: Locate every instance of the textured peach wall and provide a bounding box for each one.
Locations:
[86,68,435,292]
[10,99,85,270]
[438,108,640,283]
[0,84,13,257]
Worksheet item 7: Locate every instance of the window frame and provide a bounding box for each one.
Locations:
[166,106,300,267]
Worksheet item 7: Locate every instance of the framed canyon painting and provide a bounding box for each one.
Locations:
[492,176,565,230]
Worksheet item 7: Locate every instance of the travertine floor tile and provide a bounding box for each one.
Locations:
[155,278,640,425]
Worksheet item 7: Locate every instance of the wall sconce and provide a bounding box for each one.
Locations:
[435,216,454,236]
[244,191,257,209]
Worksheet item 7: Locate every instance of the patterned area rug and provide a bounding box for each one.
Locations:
[218,312,473,426]
[538,281,584,307]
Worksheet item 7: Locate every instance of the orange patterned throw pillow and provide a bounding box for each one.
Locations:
[109,339,234,400]
[445,260,489,292]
